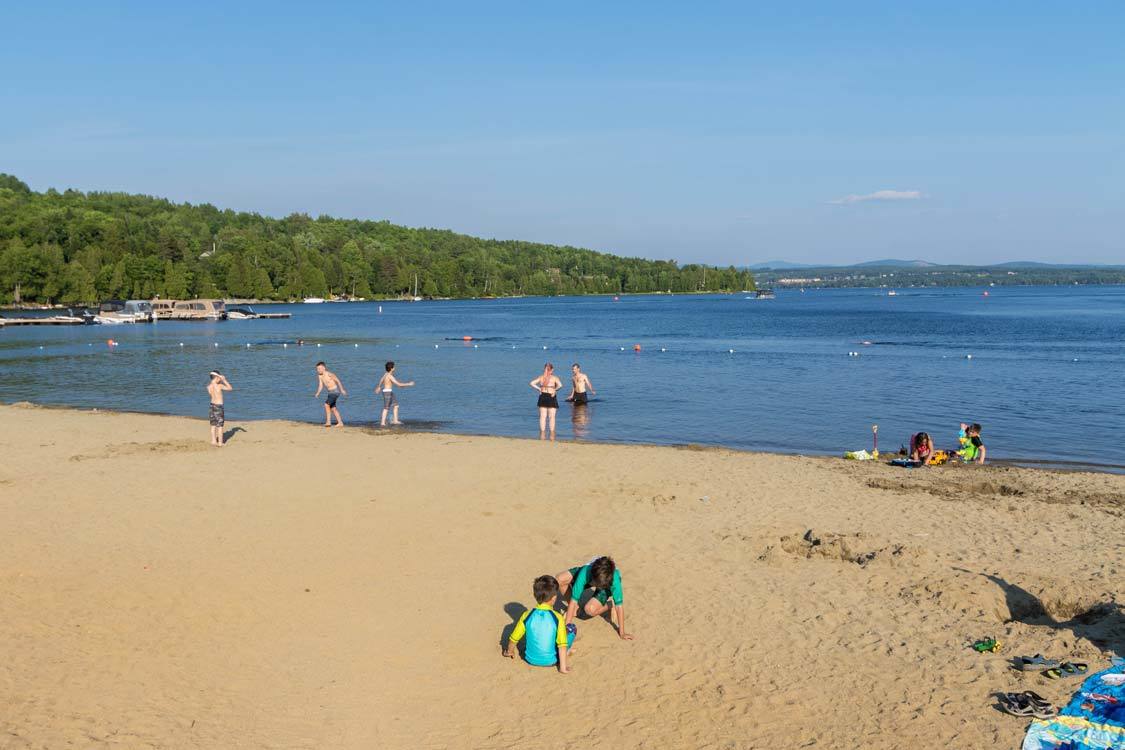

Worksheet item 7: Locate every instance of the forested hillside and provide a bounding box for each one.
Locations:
[0,175,752,304]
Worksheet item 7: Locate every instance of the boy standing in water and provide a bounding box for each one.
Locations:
[376,361,415,426]
[207,370,233,446]
[314,361,347,427]
[567,363,596,405]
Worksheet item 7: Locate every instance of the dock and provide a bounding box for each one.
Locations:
[0,316,87,327]
[255,313,291,319]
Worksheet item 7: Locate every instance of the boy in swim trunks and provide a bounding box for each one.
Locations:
[206,370,232,447]
[567,363,596,405]
[556,556,633,641]
[376,360,415,427]
[505,574,574,673]
[314,361,347,427]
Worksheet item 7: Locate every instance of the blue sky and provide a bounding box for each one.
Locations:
[2,2,1122,265]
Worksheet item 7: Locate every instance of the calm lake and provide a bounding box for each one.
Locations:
[2,287,1123,470]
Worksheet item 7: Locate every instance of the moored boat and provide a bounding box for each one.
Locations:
[95,300,154,324]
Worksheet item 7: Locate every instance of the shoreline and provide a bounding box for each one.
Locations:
[6,398,1125,477]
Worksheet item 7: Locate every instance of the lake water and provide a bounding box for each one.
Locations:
[2,287,1124,470]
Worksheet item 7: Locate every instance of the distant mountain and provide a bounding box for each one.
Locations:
[853,259,938,268]
[745,260,815,270]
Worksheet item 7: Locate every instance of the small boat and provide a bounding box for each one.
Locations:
[151,300,177,319]
[171,299,226,321]
[887,290,898,297]
[95,300,154,324]
[66,307,98,325]
[303,297,325,304]
[744,289,776,300]
[226,305,258,320]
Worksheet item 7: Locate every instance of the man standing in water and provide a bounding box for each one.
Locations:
[314,361,347,427]
[566,363,596,405]
[207,370,233,446]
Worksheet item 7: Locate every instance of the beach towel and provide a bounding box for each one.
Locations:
[1023,662,1125,750]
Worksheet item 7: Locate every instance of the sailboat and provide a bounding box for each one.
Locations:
[411,274,422,302]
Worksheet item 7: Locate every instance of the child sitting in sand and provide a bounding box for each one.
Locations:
[556,556,633,641]
[505,575,573,673]
[957,423,987,464]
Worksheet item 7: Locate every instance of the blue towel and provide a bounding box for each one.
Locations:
[1023,662,1125,749]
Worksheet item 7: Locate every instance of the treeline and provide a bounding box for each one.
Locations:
[754,264,1125,289]
[0,174,754,305]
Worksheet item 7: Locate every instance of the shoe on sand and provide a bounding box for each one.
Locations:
[1016,655,1060,672]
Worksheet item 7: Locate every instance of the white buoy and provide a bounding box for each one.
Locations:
[620,347,625,351]
[474,344,478,349]
[283,343,288,348]
[728,349,734,354]
[39,346,44,349]
[966,354,972,359]
[179,342,184,347]
[354,343,359,348]
[542,345,547,350]
[378,306,383,313]
[661,348,666,352]
[316,343,321,348]
[246,343,251,348]
[213,342,218,347]
[434,344,439,349]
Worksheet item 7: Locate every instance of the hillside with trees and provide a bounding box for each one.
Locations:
[0,175,753,305]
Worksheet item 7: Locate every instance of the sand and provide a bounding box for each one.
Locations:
[0,404,1123,749]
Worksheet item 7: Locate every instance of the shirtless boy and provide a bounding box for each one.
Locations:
[314,361,347,427]
[207,370,233,446]
[376,360,415,426]
[567,363,596,405]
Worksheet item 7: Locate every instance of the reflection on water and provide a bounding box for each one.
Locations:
[571,402,591,440]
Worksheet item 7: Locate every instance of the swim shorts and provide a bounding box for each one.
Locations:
[568,566,610,605]
[382,391,397,408]
[209,403,224,427]
[325,392,339,408]
[572,391,588,405]
[537,392,559,409]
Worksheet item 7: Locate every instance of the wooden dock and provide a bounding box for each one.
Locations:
[0,316,87,327]
[255,313,291,319]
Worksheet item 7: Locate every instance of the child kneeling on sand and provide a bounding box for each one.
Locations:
[556,556,633,641]
[505,575,574,673]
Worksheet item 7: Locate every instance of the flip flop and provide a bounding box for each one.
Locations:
[1016,655,1060,672]
[1061,662,1089,676]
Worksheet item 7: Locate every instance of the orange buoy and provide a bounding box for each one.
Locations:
[462,336,473,341]
[633,344,642,352]
[106,339,117,347]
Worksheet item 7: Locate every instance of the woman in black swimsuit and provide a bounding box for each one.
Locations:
[530,362,563,439]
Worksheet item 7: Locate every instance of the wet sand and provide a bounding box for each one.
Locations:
[1,403,1123,748]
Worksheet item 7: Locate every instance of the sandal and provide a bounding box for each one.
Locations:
[1061,662,1089,676]
[1016,654,1060,672]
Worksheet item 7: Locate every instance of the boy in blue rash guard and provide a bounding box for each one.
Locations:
[505,575,574,673]
[556,556,633,641]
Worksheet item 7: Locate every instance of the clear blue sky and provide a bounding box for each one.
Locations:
[2,2,1122,265]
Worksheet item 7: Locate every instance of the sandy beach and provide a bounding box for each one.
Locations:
[1,403,1123,749]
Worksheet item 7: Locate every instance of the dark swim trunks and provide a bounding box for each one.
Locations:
[572,391,588,405]
[382,391,397,408]
[537,392,559,409]
[325,392,339,408]
[209,403,224,427]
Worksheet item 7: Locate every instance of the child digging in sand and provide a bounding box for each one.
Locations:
[505,575,574,673]
[556,556,633,641]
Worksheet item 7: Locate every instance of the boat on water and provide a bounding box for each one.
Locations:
[226,305,257,319]
[95,300,154,324]
[151,300,177,319]
[744,289,776,300]
[170,299,226,320]
[887,290,898,297]
[303,297,325,304]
